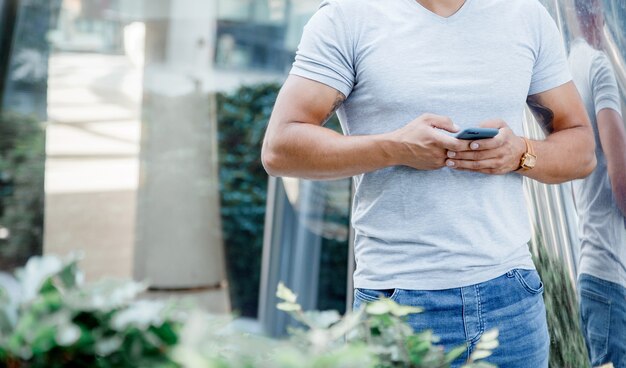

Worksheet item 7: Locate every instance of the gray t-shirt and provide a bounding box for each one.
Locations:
[569,39,626,288]
[290,0,571,290]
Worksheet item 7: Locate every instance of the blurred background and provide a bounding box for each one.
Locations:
[0,0,350,337]
[0,0,624,342]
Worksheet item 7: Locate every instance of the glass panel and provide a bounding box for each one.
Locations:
[526,0,626,282]
[0,0,56,270]
[281,119,351,314]
[565,0,626,283]
[565,2,626,366]
[258,116,351,337]
[2,0,348,326]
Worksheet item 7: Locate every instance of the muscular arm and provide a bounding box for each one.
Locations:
[262,75,467,180]
[523,82,597,183]
[597,108,626,216]
[261,76,395,180]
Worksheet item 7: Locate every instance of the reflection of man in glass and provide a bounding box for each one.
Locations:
[263,0,596,365]
[570,0,626,366]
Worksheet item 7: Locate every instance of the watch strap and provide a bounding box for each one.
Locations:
[515,137,535,172]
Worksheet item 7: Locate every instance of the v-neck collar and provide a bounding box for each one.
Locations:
[406,0,472,23]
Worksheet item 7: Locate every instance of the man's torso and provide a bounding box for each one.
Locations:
[291,0,570,289]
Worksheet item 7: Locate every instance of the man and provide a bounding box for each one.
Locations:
[262,0,596,366]
[569,1,626,366]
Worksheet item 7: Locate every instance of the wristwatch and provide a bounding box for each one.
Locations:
[515,137,536,172]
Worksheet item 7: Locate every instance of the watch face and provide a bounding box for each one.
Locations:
[523,153,537,168]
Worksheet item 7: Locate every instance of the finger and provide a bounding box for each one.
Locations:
[448,149,500,161]
[445,157,503,170]
[437,134,471,152]
[467,132,506,151]
[473,119,507,150]
[424,114,460,133]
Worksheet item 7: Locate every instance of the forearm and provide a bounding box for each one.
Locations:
[521,125,596,184]
[262,122,397,180]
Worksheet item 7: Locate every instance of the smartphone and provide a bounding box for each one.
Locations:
[455,128,499,140]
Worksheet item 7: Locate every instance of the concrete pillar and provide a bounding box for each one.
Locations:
[133,0,228,311]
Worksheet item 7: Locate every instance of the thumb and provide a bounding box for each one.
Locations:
[428,115,460,133]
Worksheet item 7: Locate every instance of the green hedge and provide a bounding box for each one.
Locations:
[0,112,45,271]
[533,238,590,368]
[216,84,276,318]
[216,83,349,317]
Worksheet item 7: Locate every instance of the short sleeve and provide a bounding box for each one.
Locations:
[289,0,355,98]
[590,53,622,116]
[528,5,572,95]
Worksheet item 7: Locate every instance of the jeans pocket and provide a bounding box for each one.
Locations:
[354,288,399,303]
[512,269,544,295]
[580,289,610,364]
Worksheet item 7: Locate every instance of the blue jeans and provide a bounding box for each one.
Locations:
[578,273,626,368]
[353,269,549,368]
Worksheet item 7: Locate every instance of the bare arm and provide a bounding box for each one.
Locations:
[448,82,596,184]
[523,82,597,183]
[597,108,626,216]
[262,75,468,180]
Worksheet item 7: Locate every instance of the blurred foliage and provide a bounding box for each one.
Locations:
[173,282,498,368]
[216,83,349,317]
[0,112,45,270]
[0,254,182,367]
[532,237,590,368]
[1,255,498,368]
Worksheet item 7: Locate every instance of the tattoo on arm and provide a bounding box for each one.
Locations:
[323,92,346,124]
[526,95,555,133]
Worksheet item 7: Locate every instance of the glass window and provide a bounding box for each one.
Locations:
[0,0,55,271]
[1,0,350,329]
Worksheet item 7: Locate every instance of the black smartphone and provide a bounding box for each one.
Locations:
[455,128,499,140]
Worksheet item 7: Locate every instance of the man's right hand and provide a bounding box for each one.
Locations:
[388,114,470,170]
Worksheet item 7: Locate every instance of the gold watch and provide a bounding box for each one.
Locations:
[515,137,536,172]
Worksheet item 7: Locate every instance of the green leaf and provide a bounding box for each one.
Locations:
[389,304,423,317]
[303,310,341,329]
[55,323,81,346]
[445,345,467,364]
[475,339,498,351]
[95,336,123,357]
[276,282,298,303]
[54,259,82,290]
[364,298,422,318]
[365,300,391,315]
[480,329,499,342]
[276,302,301,312]
[470,349,493,361]
[110,299,166,331]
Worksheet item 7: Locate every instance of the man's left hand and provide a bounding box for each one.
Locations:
[445,119,526,175]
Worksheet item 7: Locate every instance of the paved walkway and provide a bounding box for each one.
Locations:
[44,52,141,281]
